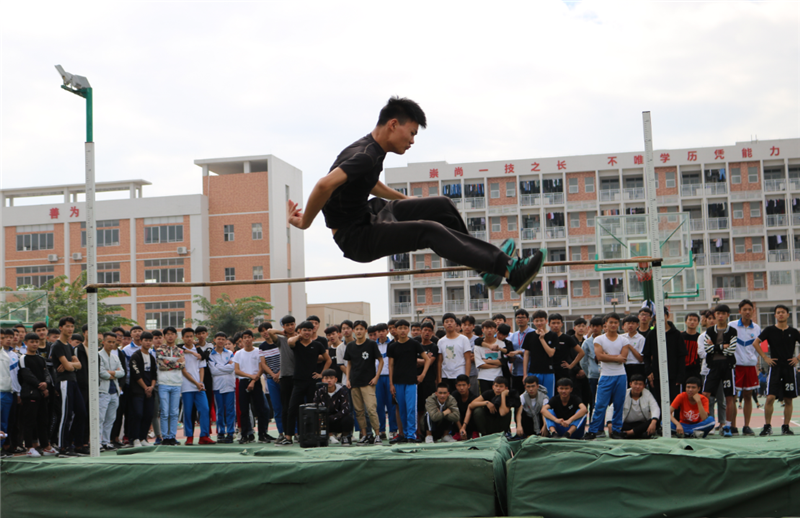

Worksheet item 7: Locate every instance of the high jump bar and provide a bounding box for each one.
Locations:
[85,257,659,291]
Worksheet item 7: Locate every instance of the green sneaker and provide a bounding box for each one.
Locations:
[481,239,517,290]
[506,248,546,295]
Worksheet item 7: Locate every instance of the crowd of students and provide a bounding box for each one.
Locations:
[0,299,798,457]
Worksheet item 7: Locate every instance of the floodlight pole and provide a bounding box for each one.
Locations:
[642,111,671,439]
[58,68,100,458]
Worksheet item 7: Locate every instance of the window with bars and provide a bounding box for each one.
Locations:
[491,217,501,232]
[413,187,423,197]
[731,168,741,184]
[507,216,517,231]
[416,289,426,304]
[225,267,236,281]
[432,288,442,304]
[570,213,580,228]
[748,167,759,183]
[506,181,515,197]
[585,177,594,193]
[415,255,426,269]
[429,185,438,196]
[431,254,441,269]
[750,205,761,218]
[753,272,764,289]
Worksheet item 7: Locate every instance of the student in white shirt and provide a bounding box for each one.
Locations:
[623,315,646,379]
[437,313,473,393]
[234,331,270,444]
[208,332,236,443]
[473,320,504,393]
[180,328,213,445]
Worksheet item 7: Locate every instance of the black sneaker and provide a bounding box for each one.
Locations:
[730,427,739,436]
[759,424,772,436]
[609,430,625,440]
[356,435,371,446]
[506,249,546,295]
[379,432,387,440]
[74,446,90,456]
[341,436,352,446]
[583,432,597,441]
[481,239,518,290]
[742,426,755,436]
[238,435,253,445]
[264,434,277,442]
[782,424,794,436]
[389,434,405,445]
[373,435,382,446]
[258,435,272,444]
[276,437,293,446]
[58,448,78,458]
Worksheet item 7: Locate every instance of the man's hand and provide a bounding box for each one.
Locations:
[196,382,205,391]
[369,376,378,386]
[501,389,509,398]
[416,374,424,384]
[38,382,47,391]
[647,420,657,436]
[271,372,280,382]
[576,370,586,379]
[648,373,654,384]
[443,408,451,416]
[107,370,116,378]
[675,423,684,435]
[765,356,777,367]
[790,357,799,367]
[287,200,307,230]
[42,389,49,398]
[560,361,570,369]
[486,401,497,414]
[390,384,396,396]
[692,393,703,404]
[460,426,467,437]
[346,380,352,389]
[312,372,322,379]
[57,364,64,373]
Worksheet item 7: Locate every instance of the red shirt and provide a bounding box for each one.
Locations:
[671,392,709,424]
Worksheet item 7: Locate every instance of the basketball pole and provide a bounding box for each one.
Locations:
[643,111,672,439]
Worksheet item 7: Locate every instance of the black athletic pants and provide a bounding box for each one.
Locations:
[333,197,510,276]
[328,414,354,436]
[129,395,155,442]
[22,398,50,449]
[112,385,130,442]
[280,376,294,435]
[237,379,269,439]
[622,420,653,438]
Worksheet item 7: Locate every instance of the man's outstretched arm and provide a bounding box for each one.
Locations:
[371,181,410,201]
[287,168,349,230]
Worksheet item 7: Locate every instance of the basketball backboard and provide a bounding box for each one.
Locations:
[594,213,693,271]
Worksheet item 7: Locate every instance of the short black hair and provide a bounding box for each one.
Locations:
[353,320,368,330]
[685,376,702,388]
[573,317,587,327]
[702,309,715,319]
[375,323,388,332]
[340,320,354,330]
[638,307,653,316]
[258,322,273,333]
[714,304,731,315]
[32,322,47,331]
[141,331,153,340]
[280,315,296,325]
[493,376,509,387]
[548,313,563,323]
[685,313,700,322]
[367,326,376,334]
[215,332,228,339]
[497,324,511,336]
[70,333,84,342]
[151,330,163,337]
[324,326,340,335]
[122,330,131,338]
[481,320,497,329]
[442,313,458,325]
[59,316,76,327]
[321,369,337,378]
[111,327,124,334]
[24,332,39,343]
[241,330,254,338]
[461,315,476,325]
[163,327,177,335]
[514,308,529,318]
[130,325,143,332]
[420,322,434,331]
[492,314,507,322]
[410,322,421,329]
[48,328,60,336]
[623,315,639,325]
[524,375,540,385]
[195,326,208,334]
[556,377,573,388]
[181,327,194,337]
[296,321,315,331]
[436,382,450,391]
[775,304,791,314]
[306,315,320,323]
[589,317,604,327]
[604,313,621,324]
[387,319,398,327]
[395,319,410,328]
[455,374,470,384]
[532,310,548,320]
[102,332,117,340]
[738,299,754,310]
[629,374,646,384]
[377,96,427,129]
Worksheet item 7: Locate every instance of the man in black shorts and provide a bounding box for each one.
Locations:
[755,304,800,436]
[286,96,544,294]
[701,304,738,438]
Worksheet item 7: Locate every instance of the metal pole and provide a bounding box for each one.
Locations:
[85,88,100,458]
[643,111,671,438]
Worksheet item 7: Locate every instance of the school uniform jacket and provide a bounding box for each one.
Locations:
[129,349,158,397]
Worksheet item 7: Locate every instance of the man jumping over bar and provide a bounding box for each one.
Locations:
[287,97,544,293]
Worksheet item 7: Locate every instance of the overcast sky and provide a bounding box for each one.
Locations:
[1,1,798,323]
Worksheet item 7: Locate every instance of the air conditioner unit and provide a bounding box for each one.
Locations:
[177,247,188,255]
[72,252,83,261]
[47,254,58,262]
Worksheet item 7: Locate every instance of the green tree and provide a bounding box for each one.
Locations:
[187,293,272,336]
[13,272,136,331]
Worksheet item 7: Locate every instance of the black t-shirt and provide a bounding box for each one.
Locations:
[418,342,439,387]
[292,340,326,382]
[51,340,76,383]
[480,389,521,410]
[312,337,329,374]
[546,394,583,420]
[522,332,553,374]
[387,339,425,385]
[344,339,382,387]
[759,326,800,363]
[546,332,578,377]
[456,391,477,422]
[328,346,341,382]
[321,134,387,230]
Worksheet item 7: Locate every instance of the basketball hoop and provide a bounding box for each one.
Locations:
[632,257,652,282]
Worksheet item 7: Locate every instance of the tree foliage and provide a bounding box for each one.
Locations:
[187,293,272,336]
[10,272,136,331]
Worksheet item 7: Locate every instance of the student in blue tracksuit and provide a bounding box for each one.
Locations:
[208,332,236,443]
[541,378,588,439]
[374,323,396,439]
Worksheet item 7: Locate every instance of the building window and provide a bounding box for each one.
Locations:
[225,267,236,281]
[80,220,121,248]
[585,177,595,193]
[429,185,438,196]
[431,287,442,304]
[223,225,235,242]
[665,172,676,188]
[748,166,758,183]
[731,168,741,184]
[570,213,580,228]
[586,212,595,227]
[733,203,743,220]
[735,238,745,254]
[750,206,761,218]
[253,266,264,280]
[753,272,764,289]
[571,249,581,261]
[752,237,763,254]
[144,258,184,283]
[416,289,426,304]
[573,285,583,297]
[491,217,501,233]
[17,232,54,252]
[770,271,792,286]
[16,265,55,288]
[143,217,183,244]
[81,262,121,284]
[568,178,579,194]
[431,254,441,269]
[415,255,425,269]
[507,216,517,232]
[144,301,185,329]
[588,245,596,260]
[413,187,423,197]
[589,281,600,296]
[490,183,500,199]
[252,223,263,240]
[506,181,516,197]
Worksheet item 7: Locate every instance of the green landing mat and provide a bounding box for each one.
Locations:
[2,435,514,518]
[507,435,800,518]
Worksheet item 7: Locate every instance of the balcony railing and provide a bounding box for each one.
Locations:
[793,214,800,226]
[568,233,595,244]
[764,179,786,192]
[625,221,647,235]
[413,277,441,287]
[444,270,464,279]
[623,187,645,201]
[393,302,412,314]
[571,269,600,279]
[469,231,487,241]
[446,299,465,313]
[766,214,788,227]
[545,265,567,274]
[390,270,410,281]
[706,217,729,230]
[708,252,731,266]
[545,226,566,239]
[680,184,701,196]
[521,227,541,241]
[694,253,706,266]
[448,197,462,207]
[796,250,800,261]
[416,303,443,315]
[523,296,544,308]
[604,293,624,305]
[548,296,568,308]
[690,219,705,231]
[464,197,486,210]
[705,183,728,196]
[599,189,621,202]
[768,250,790,262]
[469,299,490,312]
[733,261,766,271]
[520,194,541,206]
[543,192,565,205]
[790,178,800,191]
[491,301,519,312]
[572,296,602,307]
[731,225,765,236]
[711,287,767,301]
[730,190,763,201]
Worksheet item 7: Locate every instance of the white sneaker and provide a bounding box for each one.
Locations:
[425,435,434,444]
[693,430,706,439]
[42,447,58,456]
[27,448,41,457]
[328,435,340,445]
[133,439,142,448]
[441,434,456,443]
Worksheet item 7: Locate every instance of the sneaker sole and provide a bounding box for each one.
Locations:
[511,249,546,295]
